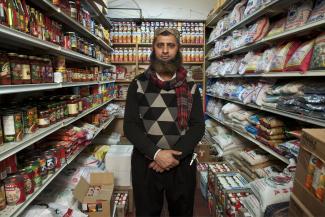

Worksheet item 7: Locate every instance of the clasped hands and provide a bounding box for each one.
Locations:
[148,150,182,173]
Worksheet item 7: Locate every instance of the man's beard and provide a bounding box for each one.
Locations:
[150,51,183,77]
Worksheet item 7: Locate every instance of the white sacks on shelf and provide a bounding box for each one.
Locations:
[105,145,133,186]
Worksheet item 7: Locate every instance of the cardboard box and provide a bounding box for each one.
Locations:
[114,186,134,213]
[105,145,133,186]
[292,180,325,217]
[73,172,114,217]
[301,129,325,161]
[195,143,211,162]
[289,194,313,217]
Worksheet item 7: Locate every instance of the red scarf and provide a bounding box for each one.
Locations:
[148,67,192,130]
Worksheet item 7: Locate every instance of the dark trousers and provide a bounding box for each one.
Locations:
[131,149,197,217]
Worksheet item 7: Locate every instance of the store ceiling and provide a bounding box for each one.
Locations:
[105,0,216,20]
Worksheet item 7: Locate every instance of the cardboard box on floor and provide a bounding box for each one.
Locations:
[73,172,114,217]
[195,143,212,162]
[114,186,134,213]
[291,129,325,217]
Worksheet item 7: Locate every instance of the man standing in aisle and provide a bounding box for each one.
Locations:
[124,27,205,217]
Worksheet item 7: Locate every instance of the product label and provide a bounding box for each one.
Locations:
[68,104,78,115]
[38,118,50,126]
[22,64,31,80]
[11,63,22,79]
[0,62,9,78]
[31,65,40,79]
[3,116,15,135]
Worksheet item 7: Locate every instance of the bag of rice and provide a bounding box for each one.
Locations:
[256,124,285,135]
[285,39,315,72]
[244,17,270,44]
[270,41,301,72]
[244,0,262,18]
[285,0,313,30]
[229,0,248,27]
[256,48,277,73]
[240,148,270,166]
[260,117,284,128]
[308,0,325,23]
[266,17,286,37]
[245,53,262,73]
[256,135,284,147]
[249,175,293,212]
[310,33,325,70]
[238,52,255,74]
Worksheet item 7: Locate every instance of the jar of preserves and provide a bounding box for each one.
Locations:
[19,167,34,195]
[22,106,38,134]
[29,56,41,84]
[0,53,11,85]
[8,53,23,85]
[69,1,77,20]
[67,96,79,117]
[2,110,23,143]
[37,57,46,83]
[44,58,53,83]
[47,104,57,124]
[18,55,31,84]
[38,109,50,128]
[4,175,26,205]
[68,32,77,51]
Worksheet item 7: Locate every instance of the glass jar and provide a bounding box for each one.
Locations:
[37,57,46,83]
[52,0,61,6]
[0,53,11,85]
[0,120,3,145]
[38,109,50,128]
[67,96,79,117]
[8,53,23,85]
[68,32,77,51]
[47,104,57,124]
[18,55,31,84]
[2,110,23,143]
[44,58,53,83]
[29,56,41,84]
[69,1,77,20]
[22,106,38,134]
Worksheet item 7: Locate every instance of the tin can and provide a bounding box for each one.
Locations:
[25,160,42,188]
[49,148,61,169]
[4,175,26,205]
[44,151,56,174]
[19,167,34,195]
[0,181,6,210]
[33,156,47,180]
[22,106,38,134]
[2,111,24,143]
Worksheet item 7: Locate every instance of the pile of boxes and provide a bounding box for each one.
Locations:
[289,129,325,216]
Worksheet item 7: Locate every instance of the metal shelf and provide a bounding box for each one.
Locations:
[0,98,115,162]
[115,80,132,83]
[0,80,115,95]
[208,18,325,61]
[114,98,126,101]
[205,112,290,164]
[206,94,325,127]
[83,0,113,29]
[207,71,325,78]
[28,0,113,52]
[0,24,113,67]
[112,62,137,65]
[206,0,240,27]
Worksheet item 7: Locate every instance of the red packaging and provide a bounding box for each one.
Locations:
[19,167,35,195]
[50,148,61,169]
[5,155,17,175]
[55,144,66,165]
[4,175,26,205]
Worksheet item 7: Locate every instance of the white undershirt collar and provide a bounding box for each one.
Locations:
[156,73,176,81]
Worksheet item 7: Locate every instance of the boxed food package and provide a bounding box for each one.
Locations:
[105,145,133,186]
[195,143,212,162]
[207,162,235,193]
[114,186,134,213]
[111,191,128,217]
[73,172,114,217]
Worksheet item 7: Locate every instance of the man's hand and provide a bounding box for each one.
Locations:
[148,161,165,173]
[155,150,182,170]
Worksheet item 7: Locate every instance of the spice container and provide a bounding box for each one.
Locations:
[29,56,41,83]
[19,167,35,195]
[0,53,11,85]
[4,175,26,205]
[2,110,23,143]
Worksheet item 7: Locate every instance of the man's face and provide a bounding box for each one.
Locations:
[153,35,179,62]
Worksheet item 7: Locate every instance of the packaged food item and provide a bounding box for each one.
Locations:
[228,0,247,27]
[244,17,270,44]
[266,17,286,37]
[4,175,26,205]
[308,0,325,23]
[2,111,24,143]
[285,1,313,30]
[270,41,301,72]
[244,53,262,73]
[259,117,284,128]
[310,33,325,70]
[244,0,262,17]
[285,39,315,72]
[0,53,11,85]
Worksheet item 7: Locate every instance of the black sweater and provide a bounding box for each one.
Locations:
[124,72,205,160]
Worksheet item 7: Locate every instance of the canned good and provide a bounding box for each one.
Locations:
[25,160,42,188]
[49,148,61,169]
[0,53,11,85]
[19,167,34,195]
[22,106,38,134]
[0,181,5,210]
[44,151,56,174]
[33,156,47,180]
[38,109,50,128]
[4,175,26,205]
[67,32,77,50]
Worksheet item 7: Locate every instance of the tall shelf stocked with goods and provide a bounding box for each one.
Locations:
[202,0,325,216]
[0,0,118,216]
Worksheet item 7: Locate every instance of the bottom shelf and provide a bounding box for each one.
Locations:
[0,117,116,217]
[205,112,290,164]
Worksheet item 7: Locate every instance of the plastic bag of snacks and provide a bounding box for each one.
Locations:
[310,33,325,70]
[244,17,270,44]
[285,39,315,72]
[229,0,248,27]
[244,53,262,73]
[285,0,313,30]
[260,117,284,128]
[244,0,262,18]
[308,0,325,23]
[270,41,301,72]
[256,48,277,73]
[266,17,286,37]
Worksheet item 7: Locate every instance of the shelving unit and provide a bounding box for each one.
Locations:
[0,116,115,217]
[205,112,290,164]
[0,98,115,162]
[207,71,325,78]
[0,80,115,95]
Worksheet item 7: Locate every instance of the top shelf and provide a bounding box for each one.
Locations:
[83,0,113,29]
[206,0,240,27]
[29,0,113,52]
